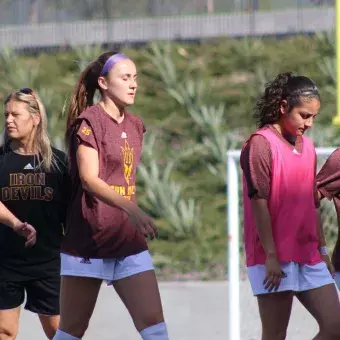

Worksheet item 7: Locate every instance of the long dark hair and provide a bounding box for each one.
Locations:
[253,72,320,128]
[65,51,119,144]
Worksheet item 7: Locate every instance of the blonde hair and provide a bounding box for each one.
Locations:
[3,90,57,172]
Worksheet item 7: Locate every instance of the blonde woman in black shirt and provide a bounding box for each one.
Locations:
[0,88,70,339]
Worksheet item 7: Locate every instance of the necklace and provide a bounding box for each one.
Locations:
[119,113,128,139]
[99,103,128,138]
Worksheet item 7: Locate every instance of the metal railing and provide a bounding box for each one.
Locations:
[0,7,335,50]
[0,1,334,26]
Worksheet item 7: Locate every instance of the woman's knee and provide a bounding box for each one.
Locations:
[135,310,165,331]
[0,326,18,340]
[59,318,89,338]
[58,276,101,338]
[257,292,293,340]
[0,310,20,340]
[39,314,60,339]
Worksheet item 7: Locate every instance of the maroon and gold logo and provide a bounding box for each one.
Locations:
[121,139,134,186]
[109,139,136,201]
[1,173,53,201]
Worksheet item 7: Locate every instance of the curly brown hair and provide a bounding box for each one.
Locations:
[253,72,320,128]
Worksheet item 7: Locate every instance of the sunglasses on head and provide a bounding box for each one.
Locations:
[18,88,38,102]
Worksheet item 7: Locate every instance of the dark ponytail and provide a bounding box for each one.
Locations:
[65,51,119,144]
[253,72,320,128]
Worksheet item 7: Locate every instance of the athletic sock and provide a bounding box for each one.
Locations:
[140,322,169,340]
[52,329,81,340]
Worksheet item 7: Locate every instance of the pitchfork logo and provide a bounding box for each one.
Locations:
[121,139,134,185]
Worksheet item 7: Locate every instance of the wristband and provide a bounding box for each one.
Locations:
[319,246,329,256]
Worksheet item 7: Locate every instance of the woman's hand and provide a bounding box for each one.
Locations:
[13,221,37,247]
[127,206,158,240]
[264,254,285,292]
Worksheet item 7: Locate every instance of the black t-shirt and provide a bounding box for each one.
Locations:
[0,145,70,281]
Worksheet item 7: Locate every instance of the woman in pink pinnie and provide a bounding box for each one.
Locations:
[241,72,340,340]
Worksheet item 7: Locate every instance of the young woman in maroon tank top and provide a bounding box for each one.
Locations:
[317,150,340,292]
[240,72,340,340]
[53,53,168,340]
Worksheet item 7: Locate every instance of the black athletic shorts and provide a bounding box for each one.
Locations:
[0,275,60,315]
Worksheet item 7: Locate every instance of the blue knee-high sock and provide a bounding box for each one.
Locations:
[140,322,169,340]
[53,329,81,340]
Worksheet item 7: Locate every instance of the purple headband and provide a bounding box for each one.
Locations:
[100,53,131,76]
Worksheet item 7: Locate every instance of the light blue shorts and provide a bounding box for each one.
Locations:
[247,261,335,296]
[60,250,154,285]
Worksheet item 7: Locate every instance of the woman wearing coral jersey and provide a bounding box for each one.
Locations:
[240,72,340,340]
[317,148,340,291]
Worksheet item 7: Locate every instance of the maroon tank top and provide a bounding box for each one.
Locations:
[61,105,148,258]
